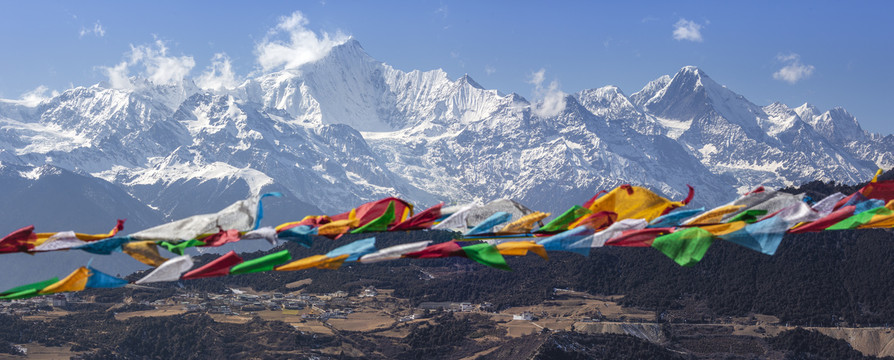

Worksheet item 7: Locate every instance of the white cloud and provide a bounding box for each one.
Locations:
[131,40,195,85]
[18,86,59,106]
[101,39,195,88]
[527,68,566,118]
[196,53,240,91]
[79,21,105,38]
[673,18,703,42]
[103,61,132,89]
[485,65,496,75]
[256,11,349,72]
[773,53,815,84]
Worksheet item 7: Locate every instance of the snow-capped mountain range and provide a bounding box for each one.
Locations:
[1,38,891,232]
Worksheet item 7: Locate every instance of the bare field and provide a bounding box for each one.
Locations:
[285,278,312,289]
[22,310,70,322]
[113,306,186,321]
[290,322,334,335]
[11,343,81,360]
[498,320,540,337]
[326,310,394,332]
[207,313,252,324]
[499,295,655,323]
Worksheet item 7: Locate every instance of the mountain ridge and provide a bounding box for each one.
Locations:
[0,39,890,223]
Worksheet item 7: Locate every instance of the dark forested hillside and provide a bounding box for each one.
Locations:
[114,222,894,327]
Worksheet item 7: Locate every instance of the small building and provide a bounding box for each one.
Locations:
[359,288,378,298]
[52,294,67,308]
[418,302,473,312]
[513,312,534,321]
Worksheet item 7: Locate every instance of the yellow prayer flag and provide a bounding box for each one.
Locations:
[588,186,686,222]
[697,221,747,236]
[317,219,360,236]
[498,212,550,234]
[274,254,350,272]
[274,216,330,232]
[686,205,745,225]
[122,241,168,267]
[39,267,89,294]
[496,241,549,260]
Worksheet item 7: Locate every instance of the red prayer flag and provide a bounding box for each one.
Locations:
[390,203,443,231]
[744,186,766,196]
[574,211,618,230]
[0,226,36,253]
[605,227,674,247]
[861,180,894,203]
[402,241,466,259]
[788,206,856,233]
[661,185,695,215]
[199,229,241,247]
[832,193,860,211]
[330,197,414,227]
[181,251,243,280]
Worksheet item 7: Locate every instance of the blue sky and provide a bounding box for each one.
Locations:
[1,1,892,133]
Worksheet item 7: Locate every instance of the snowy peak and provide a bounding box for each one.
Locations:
[635,66,713,120]
[630,75,671,107]
[792,102,866,143]
[794,102,821,121]
[814,107,866,143]
[637,66,769,139]
[761,102,802,136]
[0,37,891,225]
[575,86,664,135]
[576,86,635,117]
[458,74,484,90]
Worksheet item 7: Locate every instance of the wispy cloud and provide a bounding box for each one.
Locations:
[256,11,349,72]
[101,39,195,89]
[485,65,496,75]
[673,18,703,42]
[436,4,448,18]
[196,53,240,91]
[528,68,566,118]
[17,86,59,106]
[79,21,105,38]
[773,53,815,84]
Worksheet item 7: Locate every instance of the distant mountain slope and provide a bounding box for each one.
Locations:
[0,38,890,218]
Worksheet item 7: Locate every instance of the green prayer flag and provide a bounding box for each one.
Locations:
[230,250,292,275]
[538,205,591,233]
[826,207,893,230]
[462,243,511,271]
[727,209,768,224]
[0,288,42,300]
[0,277,58,297]
[350,201,395,234]
[160,239,206,256]
[651,227,714,267]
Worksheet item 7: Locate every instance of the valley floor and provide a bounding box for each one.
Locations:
[2,287,890,359]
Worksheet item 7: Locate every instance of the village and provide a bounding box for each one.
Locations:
[0,283,661,339]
